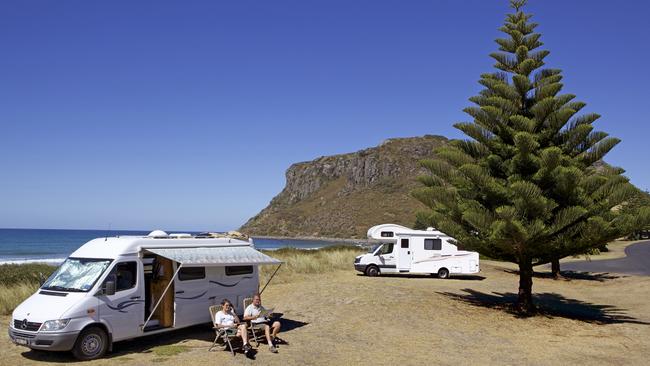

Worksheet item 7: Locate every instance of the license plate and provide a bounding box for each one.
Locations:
[14,337,28,346]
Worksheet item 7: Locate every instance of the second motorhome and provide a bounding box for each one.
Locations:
[354,224,479,278]
[8,231,281,360]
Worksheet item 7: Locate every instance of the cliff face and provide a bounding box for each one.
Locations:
[239,135,448,239]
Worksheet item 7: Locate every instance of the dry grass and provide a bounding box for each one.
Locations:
[0,283,39,316]
[259,245,364,285]
[2,260,649,365]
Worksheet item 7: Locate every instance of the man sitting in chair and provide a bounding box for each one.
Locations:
[215,299,252,354]
[243,293,281,353]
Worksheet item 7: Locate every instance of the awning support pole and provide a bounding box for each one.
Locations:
[141,263,183,331]
[259,263,282,295]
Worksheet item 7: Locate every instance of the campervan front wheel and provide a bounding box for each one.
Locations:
[437,268,450,279]
[72,326,109,361]
[365,265,380,277]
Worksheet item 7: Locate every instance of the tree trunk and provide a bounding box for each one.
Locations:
[551,258,561,280]
[517,259,535,314]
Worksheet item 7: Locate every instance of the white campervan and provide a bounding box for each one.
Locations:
[354,224,479,278]
[8,231,281,360]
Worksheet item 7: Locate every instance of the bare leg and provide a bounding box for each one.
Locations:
[271,321,281,339]
[264,324,273,345]
[238,324,249,345]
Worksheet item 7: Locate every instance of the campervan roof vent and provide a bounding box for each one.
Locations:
[148,230,168,238]
[169,233,191,238]
[426,227,436,231]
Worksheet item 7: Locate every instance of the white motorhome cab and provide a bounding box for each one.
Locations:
[354,224,479,278]
[8,231,281,360]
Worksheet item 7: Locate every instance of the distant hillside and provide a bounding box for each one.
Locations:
[239,135,448,239]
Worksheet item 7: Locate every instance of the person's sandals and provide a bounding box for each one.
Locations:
[243,343,252,354]
[269,345,278,353]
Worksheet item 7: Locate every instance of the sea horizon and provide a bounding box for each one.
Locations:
[0,228,363,265]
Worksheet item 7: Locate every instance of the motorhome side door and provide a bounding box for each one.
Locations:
[398,238,412,271]
[97,260,144,341]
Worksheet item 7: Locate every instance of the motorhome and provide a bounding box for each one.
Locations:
[354,224,479,278]
[8,230,281,360]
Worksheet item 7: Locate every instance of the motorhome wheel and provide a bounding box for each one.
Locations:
[72,326,109,360]
[365,265,380,277]
[437,268,450,279]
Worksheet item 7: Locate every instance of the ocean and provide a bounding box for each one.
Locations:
[0,228,360,265]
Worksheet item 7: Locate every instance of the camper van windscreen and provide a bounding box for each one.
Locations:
[42,258,112,292]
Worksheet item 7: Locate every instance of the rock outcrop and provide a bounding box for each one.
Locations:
[239,135,448,238]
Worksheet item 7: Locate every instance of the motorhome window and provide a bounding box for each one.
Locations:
[41,258,112,292]
[105,262,137,291]
[401,239,409,248]
[226,266,254,276]
[425,238,443,250]
[380,231,394,238]
[179,267,206,281]
[368,244,382,253]
[379,243,394,255]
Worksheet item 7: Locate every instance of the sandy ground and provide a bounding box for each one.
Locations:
[2,260,649,365]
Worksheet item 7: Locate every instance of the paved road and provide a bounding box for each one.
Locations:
[561,241,650,276]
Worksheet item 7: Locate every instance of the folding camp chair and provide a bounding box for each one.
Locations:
[208,305,240,356]
[242,297,263,346]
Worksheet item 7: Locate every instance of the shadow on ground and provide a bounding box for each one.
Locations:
[503,269,624,282]
[357,274,486,281]
[437,288,649,325]
[20,316,309,363]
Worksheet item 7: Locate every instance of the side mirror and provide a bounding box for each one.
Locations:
[38,272,47,286]
[104,280,116,296]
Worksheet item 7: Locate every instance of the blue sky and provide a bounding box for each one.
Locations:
[1,0,649,231]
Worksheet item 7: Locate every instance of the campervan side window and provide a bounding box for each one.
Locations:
[179,267,206,281]
[226,266,254,276]
[106,261,137,292]
[401,239,409,248]
[379,243,394,255]
[424,238,443,251]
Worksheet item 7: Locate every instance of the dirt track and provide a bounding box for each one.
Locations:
[2,260,650,365]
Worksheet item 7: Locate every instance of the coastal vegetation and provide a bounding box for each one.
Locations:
[413,0,650,313]
[0,264,54,315]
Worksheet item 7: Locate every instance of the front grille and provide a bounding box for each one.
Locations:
[13,319,42,332]
[10,330,37,339]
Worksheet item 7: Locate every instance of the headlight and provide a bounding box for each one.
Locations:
[41,319,70,332]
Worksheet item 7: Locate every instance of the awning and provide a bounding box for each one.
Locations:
[145,246,282,266]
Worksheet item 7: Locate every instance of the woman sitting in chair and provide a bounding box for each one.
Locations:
[215,299,252,354]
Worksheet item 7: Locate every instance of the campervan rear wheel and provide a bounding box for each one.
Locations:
[365,265,380,277]
[72,326,109,361]
[437,268,450,279]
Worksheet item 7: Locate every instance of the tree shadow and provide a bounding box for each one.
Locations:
[437,288,649,325]
[356,273,486,281]
[20,316,309,363]
[503,268,624,282]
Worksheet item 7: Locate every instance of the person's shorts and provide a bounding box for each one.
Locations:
[224,328,238,336]
[251,320,271,328]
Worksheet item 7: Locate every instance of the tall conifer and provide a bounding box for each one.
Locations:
[413,0,650,312]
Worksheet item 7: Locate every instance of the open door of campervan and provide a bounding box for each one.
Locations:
[397,238,411,271]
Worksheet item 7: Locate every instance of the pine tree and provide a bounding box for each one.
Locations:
[413,0,650,313]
